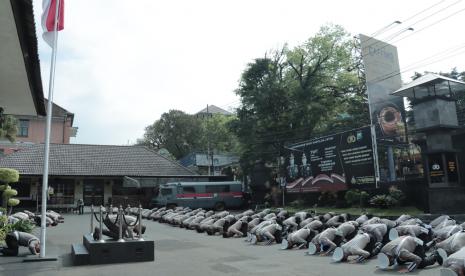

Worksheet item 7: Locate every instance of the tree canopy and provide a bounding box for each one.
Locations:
[139,110,240,160]
[230,24,369,172]
[0,110,18,142]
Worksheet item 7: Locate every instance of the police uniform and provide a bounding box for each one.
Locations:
[1,231,39,256]
[437,231,465,255]
[441,246,465,276]
[379,235,442,271]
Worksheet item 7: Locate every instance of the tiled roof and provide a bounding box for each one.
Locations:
[0,144,197,177]
[44,99,73,118]
[196,105,232,116]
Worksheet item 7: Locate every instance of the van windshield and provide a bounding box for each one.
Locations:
[160,188,172,196]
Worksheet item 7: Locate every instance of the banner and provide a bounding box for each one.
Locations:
[284,126,376,193]
[360,34,406,144]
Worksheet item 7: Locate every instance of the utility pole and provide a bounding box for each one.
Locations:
[206,104,211,176]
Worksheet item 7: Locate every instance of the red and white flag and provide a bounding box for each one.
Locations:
[41,0,64,47]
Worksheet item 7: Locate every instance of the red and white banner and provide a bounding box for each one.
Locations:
[41,0,64,47]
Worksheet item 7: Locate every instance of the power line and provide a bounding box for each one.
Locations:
[372,46,465,84]
[362,0,461,49]
[391,4,465,44]
[366,42,465,84]
[401,0,461,28]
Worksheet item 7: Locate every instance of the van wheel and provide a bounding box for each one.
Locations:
[167,204,177,209]
[214,202,225,211]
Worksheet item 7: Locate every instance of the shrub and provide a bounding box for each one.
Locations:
[369,194,398,208]
[344,189,370,207]
[0,168,21,209]
[388,186,405,204]
[290,199,305,208]
[10,219,35,233]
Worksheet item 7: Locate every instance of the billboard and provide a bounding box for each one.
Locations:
[284,126,376,193]
[360,34,406,144]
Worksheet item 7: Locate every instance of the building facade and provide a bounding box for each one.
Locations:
[0,144,209,209]
[0,100,76,156]
[179,152,239,176]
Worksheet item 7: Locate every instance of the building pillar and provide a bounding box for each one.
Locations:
[104,180,113,205]
[74,179,83,204]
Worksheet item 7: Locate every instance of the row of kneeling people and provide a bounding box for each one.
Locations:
[7,209,64,227]
[1,210,65,256]
[136,207,465,275]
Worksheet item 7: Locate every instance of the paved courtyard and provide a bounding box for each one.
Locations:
[0,213,441,276]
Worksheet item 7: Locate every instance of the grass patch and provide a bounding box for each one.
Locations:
[280,206,423,217]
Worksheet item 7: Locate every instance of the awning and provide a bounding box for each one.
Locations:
[123,176,141,188]
[391,73,465,98]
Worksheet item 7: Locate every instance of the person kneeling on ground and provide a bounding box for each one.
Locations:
[224,218,249,238]
[437,231,465,256]
[377,235,443,273]
[332,231,384,263]
[252,222,283,245]
[307,227,343,256]
[282,227,316,250]
[1,231,40,256]
[441,246,465,276]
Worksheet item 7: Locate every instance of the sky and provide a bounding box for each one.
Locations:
[33,0,465,145]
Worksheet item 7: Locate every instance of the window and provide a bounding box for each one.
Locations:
[18,120,29,137]
[182,186,196,194]
[205,185,229,193]
[160,188,172,196]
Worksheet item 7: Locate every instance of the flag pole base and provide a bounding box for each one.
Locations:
[23,255,58,262]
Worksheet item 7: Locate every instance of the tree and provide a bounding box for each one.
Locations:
[140,110,203,159]
[0,168,20,210]
[230,24,367,174]
[0,108,18,142]
[200,114,241,155]
[140,111,241,161]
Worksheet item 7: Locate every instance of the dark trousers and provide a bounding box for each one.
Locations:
[78,205,84,215]
[1,233,19,256]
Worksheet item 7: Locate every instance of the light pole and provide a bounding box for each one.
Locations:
[278,156,286,207]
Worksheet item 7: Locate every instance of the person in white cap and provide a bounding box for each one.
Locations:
[390,224,432,244]
[251,222,283,245]
[355,214,370,225]
[377,235,443,272]
[437,231,465,255]
[207,215,235,235]
[247,217,262,231]
[246,219,275,242]
[307,227,342,255]
[326,215,347,228]
[224,219,249,238]
[282,227,313,250]
[332,231,384,263]
[434,225,463,241]
[441,246,465,276]
[335,221,358,241]
[283,216,301,232]
[361,223,389,244]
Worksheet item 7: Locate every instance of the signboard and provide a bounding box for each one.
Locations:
[284,126,375,193]
[429,153,445,183]
[446,153,458,182]
[360,34,407,144]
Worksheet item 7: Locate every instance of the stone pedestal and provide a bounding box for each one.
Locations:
[71,234,155,266]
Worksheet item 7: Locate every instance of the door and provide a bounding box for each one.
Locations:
[83,179,104,206]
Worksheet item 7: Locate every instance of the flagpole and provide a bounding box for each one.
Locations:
[40,0,61,259]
